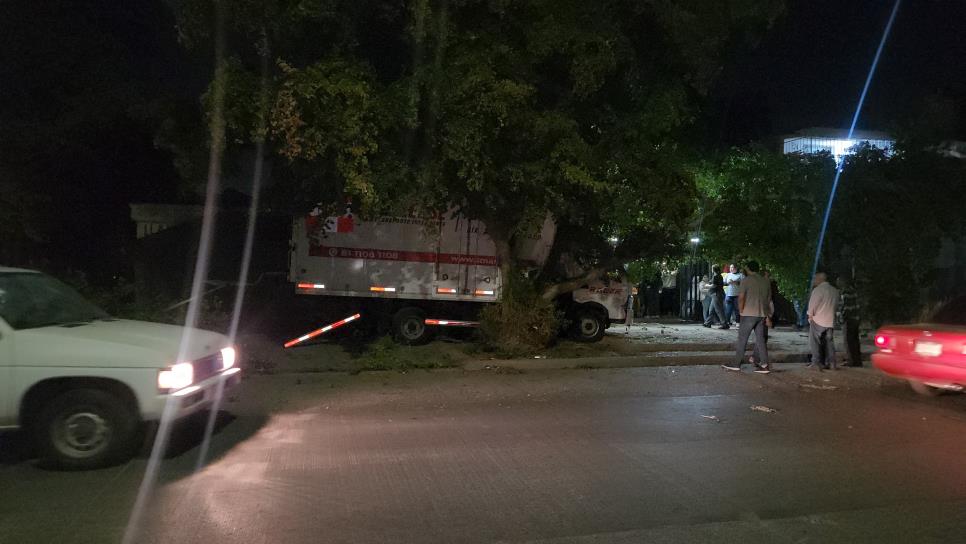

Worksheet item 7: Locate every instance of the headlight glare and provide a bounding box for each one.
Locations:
[221,347,236,370]
[158,362,194,391]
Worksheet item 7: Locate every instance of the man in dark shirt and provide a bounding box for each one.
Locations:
[837,276,862,367]
[703,266,726,328]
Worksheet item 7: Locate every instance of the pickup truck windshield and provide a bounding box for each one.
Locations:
[0,272,110,330]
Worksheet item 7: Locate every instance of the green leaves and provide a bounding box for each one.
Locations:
[698,142,966,323]
[176,0,785,280]
[269,57,382,206]
[696,147,833,299]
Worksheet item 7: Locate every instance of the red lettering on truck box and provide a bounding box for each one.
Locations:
[309,245,498,266]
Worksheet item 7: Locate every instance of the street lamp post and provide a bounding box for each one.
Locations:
[685,236,701,322]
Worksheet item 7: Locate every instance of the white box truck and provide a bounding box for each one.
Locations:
[288,209,630,344]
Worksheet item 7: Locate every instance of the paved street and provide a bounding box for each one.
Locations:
[4,364,966,543]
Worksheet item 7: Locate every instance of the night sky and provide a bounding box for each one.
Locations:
[716,0,966,143]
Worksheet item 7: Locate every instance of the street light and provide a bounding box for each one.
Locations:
[685,236,702,322]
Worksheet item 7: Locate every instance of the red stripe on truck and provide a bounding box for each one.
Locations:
[309,245,499,266]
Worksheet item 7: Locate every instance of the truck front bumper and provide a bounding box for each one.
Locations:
[145,367,242,421]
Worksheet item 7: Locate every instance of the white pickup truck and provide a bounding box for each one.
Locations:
[0,267,240,469]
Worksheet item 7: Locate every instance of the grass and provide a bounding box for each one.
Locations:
[352,336,458,373]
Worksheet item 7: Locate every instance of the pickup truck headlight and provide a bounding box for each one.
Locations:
[220,347,236,370]
[158,362,194,391]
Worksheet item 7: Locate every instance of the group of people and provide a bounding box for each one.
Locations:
[696,262,862,374]
[699,263,750,330]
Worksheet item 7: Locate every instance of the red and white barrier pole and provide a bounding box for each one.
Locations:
[424,319,479,328]
[283,313,362,348]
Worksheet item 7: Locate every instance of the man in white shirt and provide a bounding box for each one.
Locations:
[807,272,840,370]
[722,263,743,328]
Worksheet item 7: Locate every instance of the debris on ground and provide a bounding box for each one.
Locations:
[482,365,525,374]
[701,415,722,423]
[799,383,839,391]
[750,405,778,413]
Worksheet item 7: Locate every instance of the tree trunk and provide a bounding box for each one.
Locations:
[493,237,514,287]
[540,265,612,301]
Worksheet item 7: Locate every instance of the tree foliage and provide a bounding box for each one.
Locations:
[171,0,784,293]
[696,147,834,300]
[827,145,966,324]
[698,142,966,325]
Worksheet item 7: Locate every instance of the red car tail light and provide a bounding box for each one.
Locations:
[874,333,895,351]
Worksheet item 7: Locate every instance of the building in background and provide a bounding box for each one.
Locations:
[783,127,894,164]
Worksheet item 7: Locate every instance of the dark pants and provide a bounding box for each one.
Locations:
[843,318,862,367]
[809,323,837,369]
[704,295,725,326]
[793,300,808,329]
[735,316,768,367]
[724,296,739,325]
[751,322,769,364]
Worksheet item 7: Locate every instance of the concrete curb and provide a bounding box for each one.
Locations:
[463,351,814,371]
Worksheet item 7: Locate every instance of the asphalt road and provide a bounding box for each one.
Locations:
[4,364,966,543]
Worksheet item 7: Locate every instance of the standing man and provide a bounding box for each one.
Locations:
[699,275,713,323]
[625,288,635,332]
[837,276,862,367]
[722,261,773,373]
[750,269,779,366]
[723,263,743,328]
[703,266,726,328]
[807,272,840,370]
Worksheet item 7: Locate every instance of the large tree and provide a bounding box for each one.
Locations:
[695,146,834,301]
[698,140,966,325]
[826,144,966,324]
[172,0,784,296]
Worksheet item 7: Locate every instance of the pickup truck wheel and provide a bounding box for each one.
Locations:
[392,307,433,345]
[908,380,944,397]
[571,308,606,343]
[35,388,139,470]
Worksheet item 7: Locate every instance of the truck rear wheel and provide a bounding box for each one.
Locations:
[35,388,140,470]
[392,307,433,345]
[571,307,606,343]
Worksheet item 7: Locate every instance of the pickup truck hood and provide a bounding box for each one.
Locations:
[14,319,229,369]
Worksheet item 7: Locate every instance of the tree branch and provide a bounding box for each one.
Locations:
[540,261,618,301]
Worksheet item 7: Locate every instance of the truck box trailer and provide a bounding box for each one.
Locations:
[289,209,629,344]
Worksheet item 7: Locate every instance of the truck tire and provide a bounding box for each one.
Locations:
[571,307,606,343]
[392,307,433,345]
[35,388,140,470]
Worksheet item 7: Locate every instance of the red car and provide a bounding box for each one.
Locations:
[873,300,966,396]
